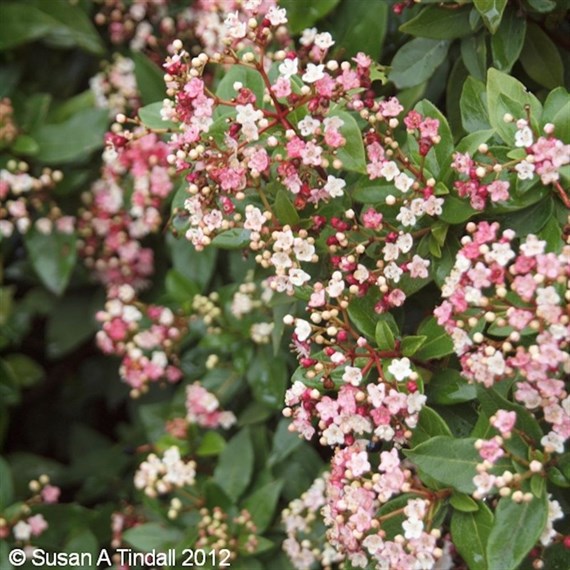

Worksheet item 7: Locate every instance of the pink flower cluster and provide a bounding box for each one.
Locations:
[185,382,236,429]
[96,284,184,394]
[78,130,173,290]
[435,222,570,454]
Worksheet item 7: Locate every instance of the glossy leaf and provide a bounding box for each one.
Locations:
[214,429,254,501]
[450,491,480,512]
[24,229,77,296]
[246,348,288,409]
[275,190,300,225]
[451,502,494,570]
[541,87,570,143]
[410,407,452,447]
[401,335,427,357]
[123,523,183,552]
[211,229,251,249]
[486,494,548,570]
[460,76,491,133]
[332,111,367,174]
[390,39,450,89]
[415,317,454,360]
[428,368,477,405]
[404,436,479,493]
[196,431,226,457]
[132,51,167,105]
[242,480,283,532]
[400,6,473,39]
[491,7,527,72]
[474,0,508,33]
[461,33,488,81]
[280,0,340,34]
[520,22,564,89]
[138,102,178,130]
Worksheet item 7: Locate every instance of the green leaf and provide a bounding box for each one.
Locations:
[24,229,77,295]
[491,7,527,72]
[461,32,488,81]
[123,523,183,552]
[428,368,477,405]
[0,456,14,509]
[64,528,98,570]
[268,418,303,467]
[246,348,288,409]
[474,0,508,33]
[214,429,254,502]
[10,135,39,156]
[242,480,283,532]
[450,491,480,512]
[520,22,564,89]
[411,407,452,447]
[375,319,395,351]
[401,335,427,357]
[486,495,548,570]
[486,68,542,145]
[328,0,388,60]
[211,228,251,249]
[138,101,177,130]
[390,39,451,89]
[167,233,217,290]
[451,502,494,570]
[348,295,379,339]
[3,354,43,387]
[132,52,166,105]
[415,317,454,360]
[541,87,570,143]
[460,76,491,133]
[404,436,479,493]
[197,431,226,457]
[165,269,200,305]
[33,108,108,164]
[400,6,473,39]
[280,0,340,34]
[274,190,300,225]
[332,111,366,174]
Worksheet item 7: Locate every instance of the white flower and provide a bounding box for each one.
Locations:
[293,238,315,262]
[244,206,267,232]
[396,207,417,227]
[236,103,263,125]
[347,451,371,476]
[224,12,246,39]
[302,63,325,84]
[295,319,312,342]
[380,161,399,181]
[541,431,564,454]
[395,172,413,193]
[314,32,335,50]
[299,27,317,46]
[298,115,320,136]
[13,521,32,541]
[324,175,346,198]
[383,261,403,283]
[402,518,423,539]
[353,264,369,284]
[515,160,535,180]
[342,366,363,386]
[289,268,311,286]
[396,233,413,253]
[515,126,533,147]
[326,276,345,297]
[279,58,298,80]
[388,357,412,381]
[266,6,288,26]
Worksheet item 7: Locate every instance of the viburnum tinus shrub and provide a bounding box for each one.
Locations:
[0,1,569,570]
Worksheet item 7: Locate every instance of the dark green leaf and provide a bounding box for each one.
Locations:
[461,32,488,81]
[400,6,473,39]
[450,491,480,512]
[242,480,283,532]
[11,135,39,156]
[0,457,13,509]
[214,429,254,501]
[415,317,454,360]
[520,22,564,89]
[123,523,183,552]
[390,39,451,89]
[24,229,77,295]
[165,269,200,304]
[274,190,300,225]
[491,7,527,72]
[375,319,395,351]
[197,431,226,457]
[268,418,303,467]
[486,495,548,570]
[541,87,569,143]
[411,407,452,447]
[211,229,251,249]
[280,0,340,34]
[3,354,43,387]
[428,368,477,404]
[33,108,108,164]
[451,502,494,570]
[401,335,427,357]
[132,51,167,105]
[348,295,379,339]
[215,66,265,116]
[329,0,388,60]
[460,76,491,133]
[246,348,288,409]
[474,0,508,33]
[404,436,479,493]
[167,233,217,290]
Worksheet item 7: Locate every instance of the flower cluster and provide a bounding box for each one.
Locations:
[95,284,185,395]
[195,507,258,557]
[451,118,570,210]
[435,222,570,454]
[0,160,73,239]
[0,97,17,144]
[78,130,174,290]
[134,445,196,497]
[185,381,236,428]
[281,474,345,570]
[90,54,140,119]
